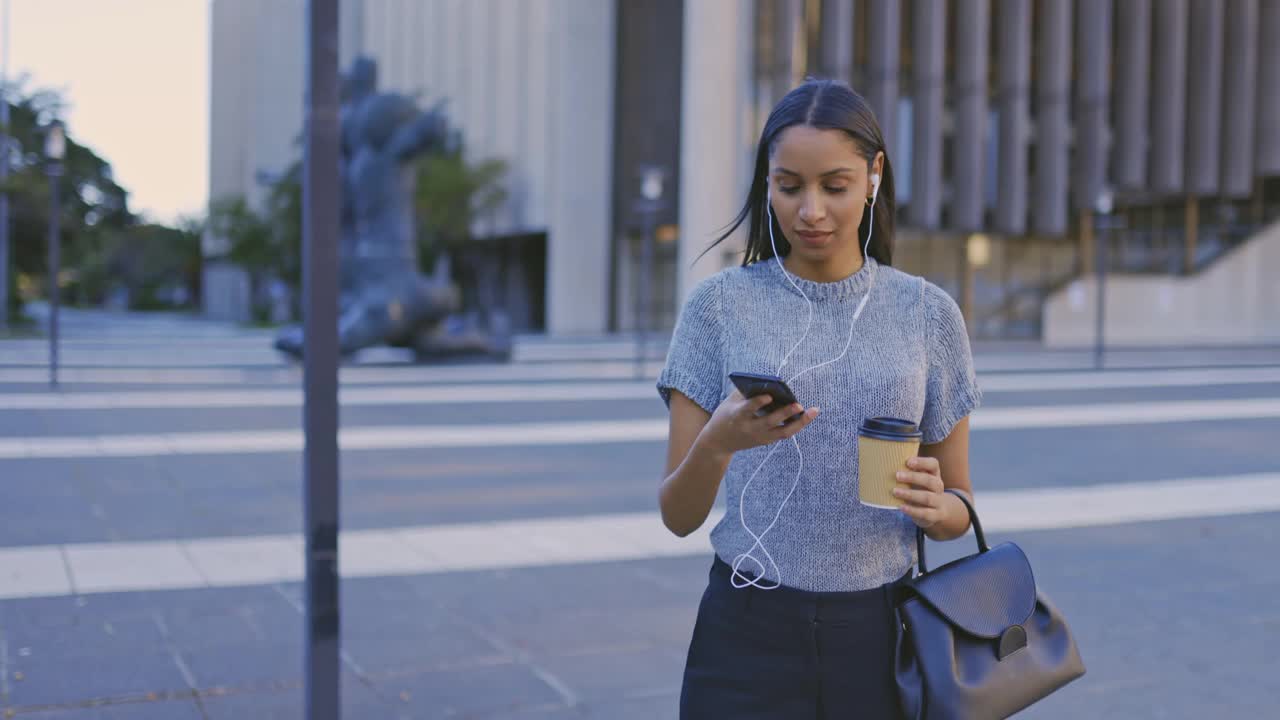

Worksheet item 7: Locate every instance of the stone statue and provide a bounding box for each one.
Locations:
[275,56,512,362]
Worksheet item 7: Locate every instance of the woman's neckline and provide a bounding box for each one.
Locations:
[766,255,878,302]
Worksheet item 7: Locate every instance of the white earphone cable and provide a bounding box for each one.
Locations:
[730,180,879,590]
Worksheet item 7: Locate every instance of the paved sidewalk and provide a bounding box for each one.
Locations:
[3,309,1279,718]
[2,511,1276,718]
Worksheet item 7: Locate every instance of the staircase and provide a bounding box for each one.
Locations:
[973,190,1279,341]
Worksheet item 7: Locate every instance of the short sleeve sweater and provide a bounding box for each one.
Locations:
[657,256,982,592]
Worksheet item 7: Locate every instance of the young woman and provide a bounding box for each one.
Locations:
[657,79,982,718]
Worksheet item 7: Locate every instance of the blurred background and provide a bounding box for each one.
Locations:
[190,0,1279,346]
[1,1,1278,718]
[6,0,1276,346]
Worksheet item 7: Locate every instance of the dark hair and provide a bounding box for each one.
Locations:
[706,79,897,267]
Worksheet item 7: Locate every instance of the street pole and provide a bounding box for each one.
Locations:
[634,167,665,380]
[1094,219,1105,371]
[303,1,341,718]
[636,211,654,380]
[47,163,60,387]
[1093,190,1112,372]
[44,121,64,389]
[0,0,11,335]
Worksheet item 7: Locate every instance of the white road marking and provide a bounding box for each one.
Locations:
[0,381,657,410]
[0,362,667,386]
[1,473,1276,600]
[0,546,73,597]
[977,366,1280,391]
[1,351,1278,387]
[3,367,1280,411]
[2,397,1279,460]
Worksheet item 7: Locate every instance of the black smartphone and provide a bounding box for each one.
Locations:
[728,371,803,422]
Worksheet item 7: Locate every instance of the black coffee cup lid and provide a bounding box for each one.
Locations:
[858,417,923,441]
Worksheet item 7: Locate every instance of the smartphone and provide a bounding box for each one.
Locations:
[728,371,804,422]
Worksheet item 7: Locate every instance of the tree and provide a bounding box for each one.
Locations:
[2,78,199,320]
[205,159,302,322]
[2,80,132,318]
[78,220,203,310]
[412,140,508,274]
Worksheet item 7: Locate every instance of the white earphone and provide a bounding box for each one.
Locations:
[730,173,880,590]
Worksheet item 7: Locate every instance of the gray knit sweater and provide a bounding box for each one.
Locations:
[657,256,982,592]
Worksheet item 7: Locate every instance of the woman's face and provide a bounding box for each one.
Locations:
[768,125,883,280]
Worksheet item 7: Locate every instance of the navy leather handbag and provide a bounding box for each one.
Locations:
[894,490,1085,719]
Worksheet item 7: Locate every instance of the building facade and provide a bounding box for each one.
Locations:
[206,0,1280,340]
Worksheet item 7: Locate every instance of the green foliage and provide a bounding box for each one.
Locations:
[77,220,203,310]
[413,143,508,272]
[205,160,302,322]
[207,161,302,292]
[2,78,199,317]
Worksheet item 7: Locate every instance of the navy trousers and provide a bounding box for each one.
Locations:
[680,556,906,719]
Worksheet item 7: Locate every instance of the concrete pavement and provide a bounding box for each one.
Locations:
[1,309,1278,718]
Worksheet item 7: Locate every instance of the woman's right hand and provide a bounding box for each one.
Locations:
[697,390,820,456]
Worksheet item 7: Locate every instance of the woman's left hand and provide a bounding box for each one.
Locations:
[893,456,946,530]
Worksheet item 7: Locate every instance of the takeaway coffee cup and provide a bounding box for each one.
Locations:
[857,417,923,509]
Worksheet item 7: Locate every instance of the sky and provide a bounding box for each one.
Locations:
[7,0,209,225]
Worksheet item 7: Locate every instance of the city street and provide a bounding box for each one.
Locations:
[1,310,1278,718]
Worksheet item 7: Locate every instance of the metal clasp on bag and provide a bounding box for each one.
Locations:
[997,625,1028,660]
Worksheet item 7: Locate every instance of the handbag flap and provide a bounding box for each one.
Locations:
[907,541,1036,639]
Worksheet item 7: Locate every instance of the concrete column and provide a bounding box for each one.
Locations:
[1259,0,1280,175]
[678,0,754,302]
[364,0,389,81]
[339,0,365,68]
[952,0,989,231]
[491,0,524,234]
[774,0,805,97]
[995,0,1030,235]
[523,1,553,231]
[1033,0,1070,236]
[465,0,494,168]
[1186,0,1225,196]
[404,0,422,90]
[426,0,446,105]
[865,0,900,155]
[1114,0,1150,190]
[411,1,429,97]
[820,0,854,82]
[203,0,255,321]
[545,0,615,335]
[1073,0,1111,212]
[1222,0,1259,197]
[441,0,465,129]
[1151,0,1189,194]
[910,0,944,229]
[207,0,250,209]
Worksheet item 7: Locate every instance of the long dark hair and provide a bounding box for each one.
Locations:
[706,79,897,267]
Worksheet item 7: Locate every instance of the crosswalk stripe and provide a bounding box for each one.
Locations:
[2,397,1279,460]
[0,362,667,386]
[0,382,656,409]
[1,472,1276,600]
[3,367,1280,410]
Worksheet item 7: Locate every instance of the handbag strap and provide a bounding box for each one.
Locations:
[916,488,990,575]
